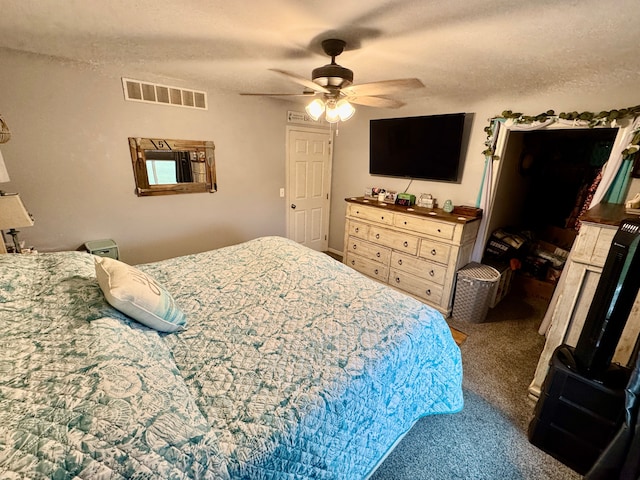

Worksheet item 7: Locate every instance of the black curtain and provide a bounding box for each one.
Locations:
[587,352,640,479]
[175,152,192,183]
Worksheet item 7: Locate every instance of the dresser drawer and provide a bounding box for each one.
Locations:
[348,203,394,226]
[345,253,389,281]
[368,225,419,255]
[389,268,444,304]
[394,213,455,240]
[347,220,370,240]
[346,237,391,264]
[418,239,452,265]
[390,251,446,285]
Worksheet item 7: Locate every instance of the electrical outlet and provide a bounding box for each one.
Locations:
[279,188,285,198]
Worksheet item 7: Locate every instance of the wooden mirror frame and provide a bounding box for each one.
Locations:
[128,137,217,196]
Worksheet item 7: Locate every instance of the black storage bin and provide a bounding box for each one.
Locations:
[528,345,630,474]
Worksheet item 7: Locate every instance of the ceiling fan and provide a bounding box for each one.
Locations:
[240,39,424,122]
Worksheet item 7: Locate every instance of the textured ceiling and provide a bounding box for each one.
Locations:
[1,0,639,107]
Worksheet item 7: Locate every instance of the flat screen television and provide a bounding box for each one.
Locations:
[369,113,466,182]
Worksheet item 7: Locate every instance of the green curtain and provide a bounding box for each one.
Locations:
[476,155,491,208]
[604,157,633,204]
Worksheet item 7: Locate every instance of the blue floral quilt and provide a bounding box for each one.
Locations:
[0,236,463,479]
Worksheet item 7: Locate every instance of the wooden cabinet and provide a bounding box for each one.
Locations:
[529,204,640,400]
[343,197,480,315]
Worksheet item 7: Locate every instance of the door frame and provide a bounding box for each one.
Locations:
[473,119,634,262]
[285,125,334,250]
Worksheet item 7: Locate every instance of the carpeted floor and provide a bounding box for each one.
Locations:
[369,292,584,480]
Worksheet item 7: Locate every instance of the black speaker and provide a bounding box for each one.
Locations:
[574,217,640,378]
[529,345,630,474]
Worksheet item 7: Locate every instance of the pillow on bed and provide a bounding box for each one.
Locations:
[94,256,187,333]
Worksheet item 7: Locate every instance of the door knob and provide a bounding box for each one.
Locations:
[291,204,296,209]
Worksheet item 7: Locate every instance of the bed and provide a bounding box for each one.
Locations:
[0,235,463,479]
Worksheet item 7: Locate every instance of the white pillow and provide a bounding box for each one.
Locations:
[94,256,187,332]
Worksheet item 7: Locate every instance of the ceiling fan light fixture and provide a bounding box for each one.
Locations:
[325,101,340,124]
[305,98,325,121]
[336,99,355,121]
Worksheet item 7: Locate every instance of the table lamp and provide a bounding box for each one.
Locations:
[0,150,34,254]
[0,194,34,253]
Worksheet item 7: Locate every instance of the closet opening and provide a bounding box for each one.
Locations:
[482,127,618,317]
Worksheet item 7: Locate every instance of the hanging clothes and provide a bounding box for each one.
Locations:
[574,168,604,231]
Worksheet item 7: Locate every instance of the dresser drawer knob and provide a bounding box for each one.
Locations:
[355,227,359,233]
[375,233,380,239]
[376,252,381,257]
[429,270,435,277]
[380,216,385,220]
[351,260,355,266]
[398,259,403,265]
[403,241,409,247]
[431,249,437,256]
[352,244,357,250]
[437,228,441,233]
[395,277,401,284]
[374,269,379,275]
[425,289,432,296]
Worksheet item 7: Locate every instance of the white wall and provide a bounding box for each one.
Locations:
[2,48,639,263]
[328,81,640,254]
[0,49,292,264]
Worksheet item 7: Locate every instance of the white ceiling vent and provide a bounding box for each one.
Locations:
[121,78,207,110]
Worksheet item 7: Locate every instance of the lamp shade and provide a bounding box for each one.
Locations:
[325,102,340,123]
[305,98,355,123]
[0,150,10,183]
[336,100,355,121]
[305,99,325,121]
[0,194,34,230]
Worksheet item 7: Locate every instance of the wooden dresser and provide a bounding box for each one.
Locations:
[529,203,640,399]
[342,197,481,316]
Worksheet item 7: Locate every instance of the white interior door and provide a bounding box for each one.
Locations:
[286,126,332,251]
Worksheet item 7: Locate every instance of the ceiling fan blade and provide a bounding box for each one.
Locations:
[239,92,316,97]
[343,78,424,97]
[348,96,405,108]
[269,69,330,94]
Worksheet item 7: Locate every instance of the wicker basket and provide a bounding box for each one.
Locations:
[0,116,10,144]
[452,262,500,323]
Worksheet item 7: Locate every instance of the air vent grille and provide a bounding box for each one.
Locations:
[122,78,207,110]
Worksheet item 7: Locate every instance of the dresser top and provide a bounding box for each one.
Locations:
[580,202,640,227]
[345,197,481,224]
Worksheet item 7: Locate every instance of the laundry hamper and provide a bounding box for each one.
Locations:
[452,262,501,323]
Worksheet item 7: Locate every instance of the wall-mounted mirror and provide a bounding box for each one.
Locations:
[128,137,217,196]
